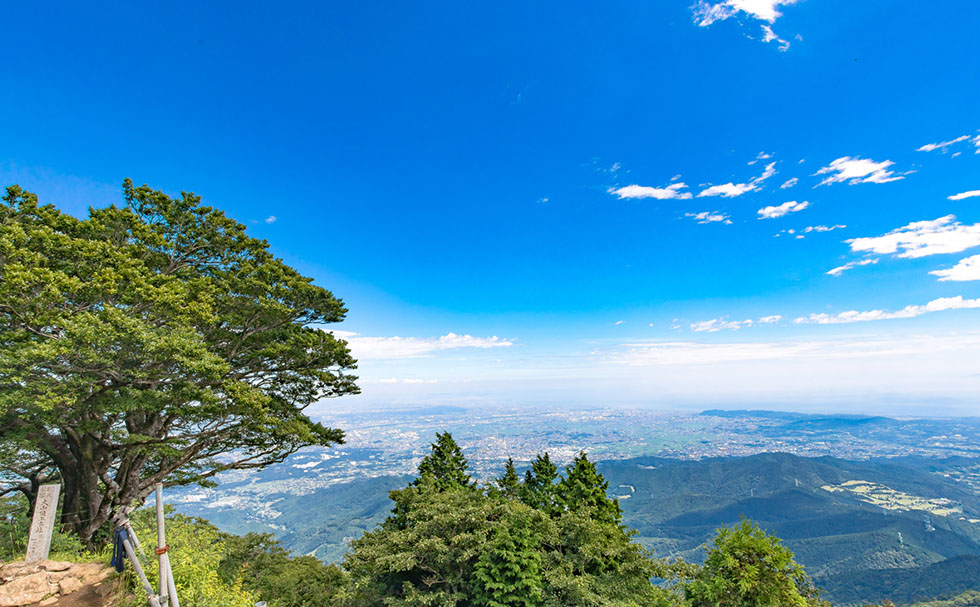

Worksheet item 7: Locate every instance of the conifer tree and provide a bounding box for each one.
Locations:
[521,453,560,515]
[472,512,544,607]
[557,452,622,525]
[414,431,472,491]
[493,458,522,499]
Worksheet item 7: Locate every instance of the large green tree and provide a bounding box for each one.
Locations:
[345,441,686,607]
[415,432,472,491]
[685,518,827,607]
[0,182,358,544]
[557,453,622,526]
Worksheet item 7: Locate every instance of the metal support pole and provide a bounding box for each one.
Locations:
[166,558,180,607]
[123,534,163,607]
[125,520,146,558]
[155,484,170,607]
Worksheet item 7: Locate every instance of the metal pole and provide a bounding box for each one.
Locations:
[155,484,170,607]
[126,521,147,558]
[165,558,180,607]
[123,534,163,607]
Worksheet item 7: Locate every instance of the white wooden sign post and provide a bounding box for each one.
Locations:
[25,483,61,562]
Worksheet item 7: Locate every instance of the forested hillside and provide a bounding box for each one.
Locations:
[176,451,980,605]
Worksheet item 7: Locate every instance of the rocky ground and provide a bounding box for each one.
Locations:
[0,560,121,607]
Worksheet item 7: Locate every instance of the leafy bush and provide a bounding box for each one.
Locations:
[128,509,258,607]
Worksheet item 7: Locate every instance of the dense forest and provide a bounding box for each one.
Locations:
[3,433,832,607]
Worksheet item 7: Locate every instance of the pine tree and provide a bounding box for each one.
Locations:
[557,452,622,525]
[493,458,522,499]
[414,431,472,491]
[521,453,560,515]
[472,512,544,607]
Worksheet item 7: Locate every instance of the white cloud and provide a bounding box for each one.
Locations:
[692,0,800,26]
[604,333,980,368]
[916,135,970,153]
[748,151,772,165]
[846,215,980,259]
[758,200,809,219]
[814,156,904,186]
[698,182,757,198]
[378,377,398,384]
[761,24,790,51]
[609,183,693,200]
[780,177,798,189]
[754,161,778,183]
[327,331,514,359]
[265,215,277,224]
[804,224,845,233]
[949,190,980,201]
[795,296,980,325]
[690,314,781,332]
[615,320,625,325]
[826,258,878,276]
[698,162,776,198]
[685,211,733,224]
[930,254,980,282]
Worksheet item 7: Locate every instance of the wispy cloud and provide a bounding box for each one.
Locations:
[916,134,975,154]
[804,224,845,233]
[377,377,439,384]
[761,24,790,51]
[698,162,777,198]
[780,177,798,189]
[931,254,980,282]
[748,151,772,165]
[826,258,878,276]
[690,314,781,332]
[328,331,514,359]
[692,1,799,50]
[698,182,757,198]
[846,215,980,258]
[685,211,733,224]
[949,190,980,201]
[795,296,980,325]
[604,333,980,367]
[815,156,905,186]
[265,215,277,224]
[609,182,693,200]
[692,0,799,26]
[758,200,809,219]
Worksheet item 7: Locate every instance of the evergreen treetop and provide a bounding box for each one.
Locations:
[414,431,472,491]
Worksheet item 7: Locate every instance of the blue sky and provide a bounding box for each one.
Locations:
[3,1,980,413]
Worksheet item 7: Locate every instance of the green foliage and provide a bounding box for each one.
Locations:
[557,453,622,526]
[472,511,544,607]
[0,182,357,544]
[491,458,521,500]
[218,532,348,607]
[415,432,472,491]
[521,454,560,516]
[125,510,347,607]
[826,555,980,605]
[685,518,825,607]
[913,591,980,607]
[129,509,258,607]
[344,440,686,607]
[0,495,102,563]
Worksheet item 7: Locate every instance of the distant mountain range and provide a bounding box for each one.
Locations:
[598,452,980,604]
[177,447,980,605]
